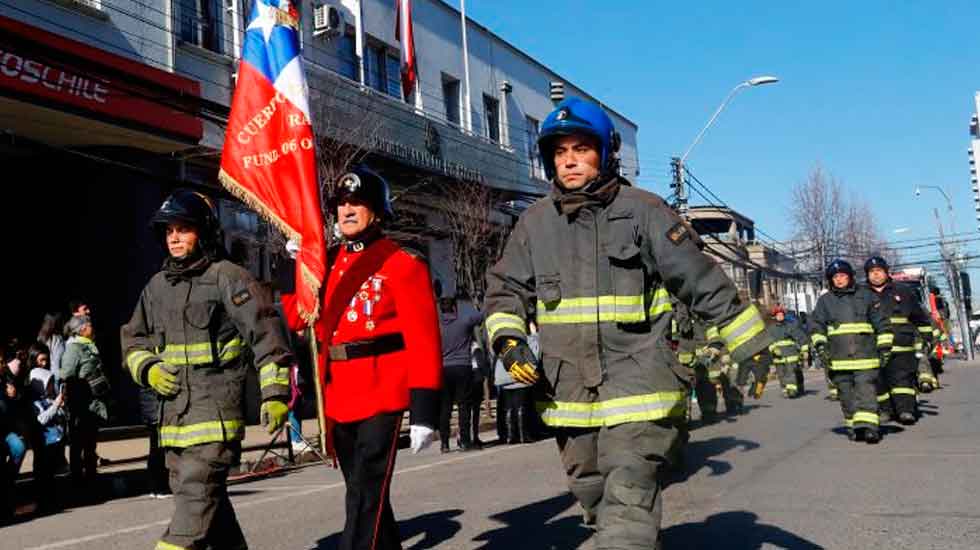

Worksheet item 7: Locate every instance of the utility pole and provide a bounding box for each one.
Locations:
[670,157,688,218]
[934,208,975,360]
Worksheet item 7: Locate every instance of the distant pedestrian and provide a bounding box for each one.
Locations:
[61,315,110,492]
[438,294,484,452]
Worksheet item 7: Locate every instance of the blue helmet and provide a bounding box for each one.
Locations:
[825,259,855,285]
[538,97,621,181]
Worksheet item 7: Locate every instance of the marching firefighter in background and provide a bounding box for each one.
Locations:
[281,166,442,550]
[917,319,942,392]
[121,190,294,550]
[864,256,932,424]
[485,97,771,549]
[673,302,744,422]
[809,259,891,444]
[768,305,809,398]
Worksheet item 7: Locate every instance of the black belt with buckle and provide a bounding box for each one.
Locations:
[328,333,405,361]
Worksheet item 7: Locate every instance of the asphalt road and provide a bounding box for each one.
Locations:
[4,360,979,550]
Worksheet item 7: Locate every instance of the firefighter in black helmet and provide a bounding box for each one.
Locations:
[864,256,933,425]
[809,259,890,443]
[122,189,293,550]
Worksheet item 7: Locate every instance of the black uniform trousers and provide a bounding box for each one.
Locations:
[147,426,170,495]
[830,369,880,431]
[334,412,404,550]
[69,411,99,486]
[439,366,473,446]
[161,441,245,550]
[879,353,918,418]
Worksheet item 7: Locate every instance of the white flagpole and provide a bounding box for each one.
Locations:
[461,0,473,133]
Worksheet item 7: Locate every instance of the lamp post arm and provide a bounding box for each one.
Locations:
[680,82,749,164]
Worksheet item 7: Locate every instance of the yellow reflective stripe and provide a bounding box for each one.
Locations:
[877,393,891,403]
[126,350,157,381]
[853,411,880,425]
[877,334,894,346]
[891,387,917,396]
[772,339,797,347]
[785,384,798,391]
[719,306,765,353]
[537,295,647,324]
[828,323,873,336]
[155,542,188,550]
[648,288,673,318]
[486,313,527,342]
[159,420,245,448]
[536,391,687,428]
[844,417,854,427]
[811,333,828,345]
[918,326,933,333]
[259,363,290,389]
[705,326,720,341]
[890,317,910,325]
[162,339,242,366]
[892,345,917,353]
[918,372,938,384]
[800,344,810,353]
[678,352,695,365]
[773,356,800,364]
[830,358,879,370]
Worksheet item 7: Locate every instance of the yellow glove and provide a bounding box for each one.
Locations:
[147,363,179,397]
[499,338,539,385]
[260,400,289,434]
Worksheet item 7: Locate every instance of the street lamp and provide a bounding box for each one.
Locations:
[673,75,779,217]
[914,185,953,211]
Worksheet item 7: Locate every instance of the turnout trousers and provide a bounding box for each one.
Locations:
[334,412,404,550]
[555,420,682,550]
[879,352,919,419]
[158,442,245,550]
[830,369,880,432]
[776,360,805,397]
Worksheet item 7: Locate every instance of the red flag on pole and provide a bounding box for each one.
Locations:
[395,0,418,100]
[218,0,325,324]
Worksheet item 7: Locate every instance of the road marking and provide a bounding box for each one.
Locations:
[25,445,514,550]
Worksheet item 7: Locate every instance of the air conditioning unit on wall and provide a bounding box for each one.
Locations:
[313,3,345,38]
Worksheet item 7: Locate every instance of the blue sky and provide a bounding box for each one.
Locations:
[446,0,980,270]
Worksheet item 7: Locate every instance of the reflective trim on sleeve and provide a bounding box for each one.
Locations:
[830,358,879,370]
[828,323,874,336]
[486,313,527,343]
[811,333,828,345]
[773,356,800,365]
[648,288,673,318]
[892,345,917,353]
[891,387,917,396]
[877,333,895,347]
[852,411,880,425]
[719,306,766,354]
[918,326,934,334]
[259,363,290,390]
[159,419,245,448]
[705,326,720,341]
[877,393,891,403]
[890,317,910,325]
[126,350,158,383]
[678,352,695,365]
[535,391,687,428]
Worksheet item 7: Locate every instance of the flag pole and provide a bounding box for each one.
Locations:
[460,0,473,133]
[308,326,330,460]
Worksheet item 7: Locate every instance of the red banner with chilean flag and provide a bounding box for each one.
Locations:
[218,0,325,324]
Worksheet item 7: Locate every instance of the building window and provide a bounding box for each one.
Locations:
[337,28,357,81]
[177,0,228,56]
[483,94,500,143]
[525,116,544,179]
[366,41,402,99]
[442,75,461,126]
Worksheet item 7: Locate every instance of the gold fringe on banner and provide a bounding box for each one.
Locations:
[218,168,322,325]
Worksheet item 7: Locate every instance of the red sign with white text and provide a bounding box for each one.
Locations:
[0,15,203,142]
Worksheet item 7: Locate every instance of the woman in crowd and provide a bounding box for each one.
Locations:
[60,315,110,493]
[1,346,39,519]
[37,314,65,386]
[29,366,66,511]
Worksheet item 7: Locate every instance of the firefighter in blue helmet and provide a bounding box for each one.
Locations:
[485,97,773,549]
[809,259,890,443]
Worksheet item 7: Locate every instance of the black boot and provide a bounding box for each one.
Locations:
[865,428,881,444]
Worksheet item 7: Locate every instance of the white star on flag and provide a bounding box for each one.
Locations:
[246,2,280,43]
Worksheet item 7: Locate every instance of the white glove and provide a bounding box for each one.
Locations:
[410,425,434,454]
[285,238,300,259]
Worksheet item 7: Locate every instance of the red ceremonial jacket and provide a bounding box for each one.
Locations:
[284,238,442,425]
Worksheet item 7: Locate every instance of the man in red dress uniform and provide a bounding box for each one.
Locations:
[282,165,442,550]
